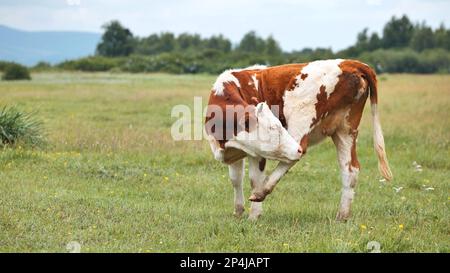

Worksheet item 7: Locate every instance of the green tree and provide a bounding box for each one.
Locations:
[410,23,435,51]
[96,20,135,57]
[382,15,414,48]
[158,32,176,52]
[434,23,450,50]
[177,33,202,50]
[355,28,369,53]
[205,35,232,53]
[135,34,161,55]
[265,35,283,56]
[237,31,266,53]
[368,32,382,51]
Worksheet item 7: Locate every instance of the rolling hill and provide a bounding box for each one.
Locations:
[0,25,101,66]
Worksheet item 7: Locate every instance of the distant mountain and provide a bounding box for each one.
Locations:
[0,25,101,66]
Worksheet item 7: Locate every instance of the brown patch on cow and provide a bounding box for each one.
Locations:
[286,72,308,91]
[258,158,266,171]
[231,71,259,102]
[223,147,247,164]
[309,60,375,130]
[347,92,368,130]
[310,85,328,127]
[349,129,360,171]
[286,77,298,91]
[318,109,344,136]
[205,81,254,148]
[259,63,308,128]
[300,134,309,154]
[250,179,256,189]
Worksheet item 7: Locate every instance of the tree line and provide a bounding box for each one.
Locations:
[55,15,450,74]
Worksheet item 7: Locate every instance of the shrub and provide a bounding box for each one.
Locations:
[121,53,193,74]
[359,48,450,73]
[0,106,45,147]
[32,61,53,71]
[0,61,15,71]
[58,56,123,72]
[53,48,450,75]
[420,49,450,73]
[1,63,31,80]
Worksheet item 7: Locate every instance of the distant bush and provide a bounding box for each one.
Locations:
[121,53,204,74]
[358,48,450,73]
[0,61,15,71]
[420,49,450,73]
[1,63,31,80]
[0,106,45,147]
[32,61,53,71]
[54,48,450,75]
[58,56,123,72]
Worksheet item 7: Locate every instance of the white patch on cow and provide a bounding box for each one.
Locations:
[213,65,266,95]
[245,64,267,70]
[283,59,343,142]
[251,74,259,92]
[212,69,242,96]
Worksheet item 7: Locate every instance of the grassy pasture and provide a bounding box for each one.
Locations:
[0,72,449,252]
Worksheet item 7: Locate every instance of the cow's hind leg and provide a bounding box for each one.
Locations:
[332,129,360,221]
[229,159,245,217]
[248,157,267,220]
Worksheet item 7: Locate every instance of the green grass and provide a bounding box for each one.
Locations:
[0,72,449,252]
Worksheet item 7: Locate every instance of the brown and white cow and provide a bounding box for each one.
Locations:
[205,59,393,221]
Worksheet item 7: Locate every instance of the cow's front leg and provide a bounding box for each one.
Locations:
[248,157,267,220]
[249,161,296,202]
[228,159,245,217]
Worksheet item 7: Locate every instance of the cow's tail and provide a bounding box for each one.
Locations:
[362,65,393,181]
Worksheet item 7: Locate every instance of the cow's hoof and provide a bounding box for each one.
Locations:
[248,214,261,221]
[234,205,245,218]
[248,211,262,221]
[335,210,351,222]
[249,187,273,202]
[249,193,264,202]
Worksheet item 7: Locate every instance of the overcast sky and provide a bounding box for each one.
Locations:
[1,0,449,51]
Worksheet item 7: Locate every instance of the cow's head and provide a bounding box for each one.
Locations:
[225,102,301,162]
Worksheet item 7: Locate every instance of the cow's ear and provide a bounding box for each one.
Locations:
[257,103,264,114]
[251,96,259,106]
